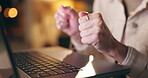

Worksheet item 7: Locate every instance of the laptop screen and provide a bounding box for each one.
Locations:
[0,12,20,78]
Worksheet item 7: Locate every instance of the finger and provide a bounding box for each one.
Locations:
[55,13,68,22]
[79,17,102,31]
[79,20,93,31]
[57,6,66,16]
[81,34,99,45]
[80,26,100,37]
[78,12,89,24]
[58,6,77,18]
[55,12,68,20]
[78,13,102,24]
[56,18,68,29]
[55,13,69,29]
[79,11,88,17]
[63,6,78,16]
[56,21,68,29]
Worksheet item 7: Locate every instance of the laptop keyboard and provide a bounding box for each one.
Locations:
[14,52,80,78]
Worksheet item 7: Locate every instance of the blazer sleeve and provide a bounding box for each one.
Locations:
[121,47,148,78]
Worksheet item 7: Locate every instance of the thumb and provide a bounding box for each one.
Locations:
[79,11,88,17]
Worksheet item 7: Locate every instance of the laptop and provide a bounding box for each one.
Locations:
[0,12,87,78]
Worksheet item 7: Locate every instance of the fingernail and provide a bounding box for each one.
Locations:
[79,11,88,17]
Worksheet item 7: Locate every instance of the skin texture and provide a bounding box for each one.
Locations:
[78,12,128,63]
[54,6,79,36]
[55,6,128,63]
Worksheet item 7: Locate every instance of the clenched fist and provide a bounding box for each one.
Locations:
[78,12,128,63]
[55,6,79,37]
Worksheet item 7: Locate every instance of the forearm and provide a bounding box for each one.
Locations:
[103,42,148,77]
[106,42,128,63]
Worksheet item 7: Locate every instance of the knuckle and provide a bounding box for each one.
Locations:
[81,38,86,44]
[81,37,90,44]
[78,18,81,23]
[95,18,102,24]
[97,13,102,17]
[78,16,87,24]
[81,31,87,37]
[80,32,83,37]
[78,25,83,31]
[95,13,102,18]
[78,17,83,24]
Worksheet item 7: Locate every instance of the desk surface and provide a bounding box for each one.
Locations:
[0,46,130,78]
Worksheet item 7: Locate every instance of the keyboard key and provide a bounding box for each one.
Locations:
[28,73,40,78]
[54,69,65,74]
[56,65,64,68]
[40,67,48,70]
[46,70,57,75]
[71,68,80,72]
[44,69,51,71]
[43,63,52,66]
[39,73,49,77]
[34,69,41,72]
[14,52,80,77]
[36,71,46,74]
[60,68,72,73]
[46,65,54,68]
[50,67,58,70]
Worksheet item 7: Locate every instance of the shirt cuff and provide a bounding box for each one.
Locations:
[121,46,148,77]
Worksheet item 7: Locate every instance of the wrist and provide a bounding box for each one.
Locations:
[107,42,128,63]
[71,31,81,42]
[71,31,89,51]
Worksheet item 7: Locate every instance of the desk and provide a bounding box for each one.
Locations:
[62,52,130,78]
[0,47,130,78]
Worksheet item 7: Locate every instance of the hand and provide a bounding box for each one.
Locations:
[78,12,128,63]
[55,6,79,37]
[78,12,117,52]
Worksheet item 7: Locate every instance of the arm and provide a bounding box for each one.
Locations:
[121,47,148,78]
[55,6,90,51]
[78,12,148,78]
[78,12,128,63]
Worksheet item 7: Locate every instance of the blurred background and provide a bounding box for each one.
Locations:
[0,0,94,51]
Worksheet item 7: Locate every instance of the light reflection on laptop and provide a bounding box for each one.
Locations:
[76,55,96,78]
